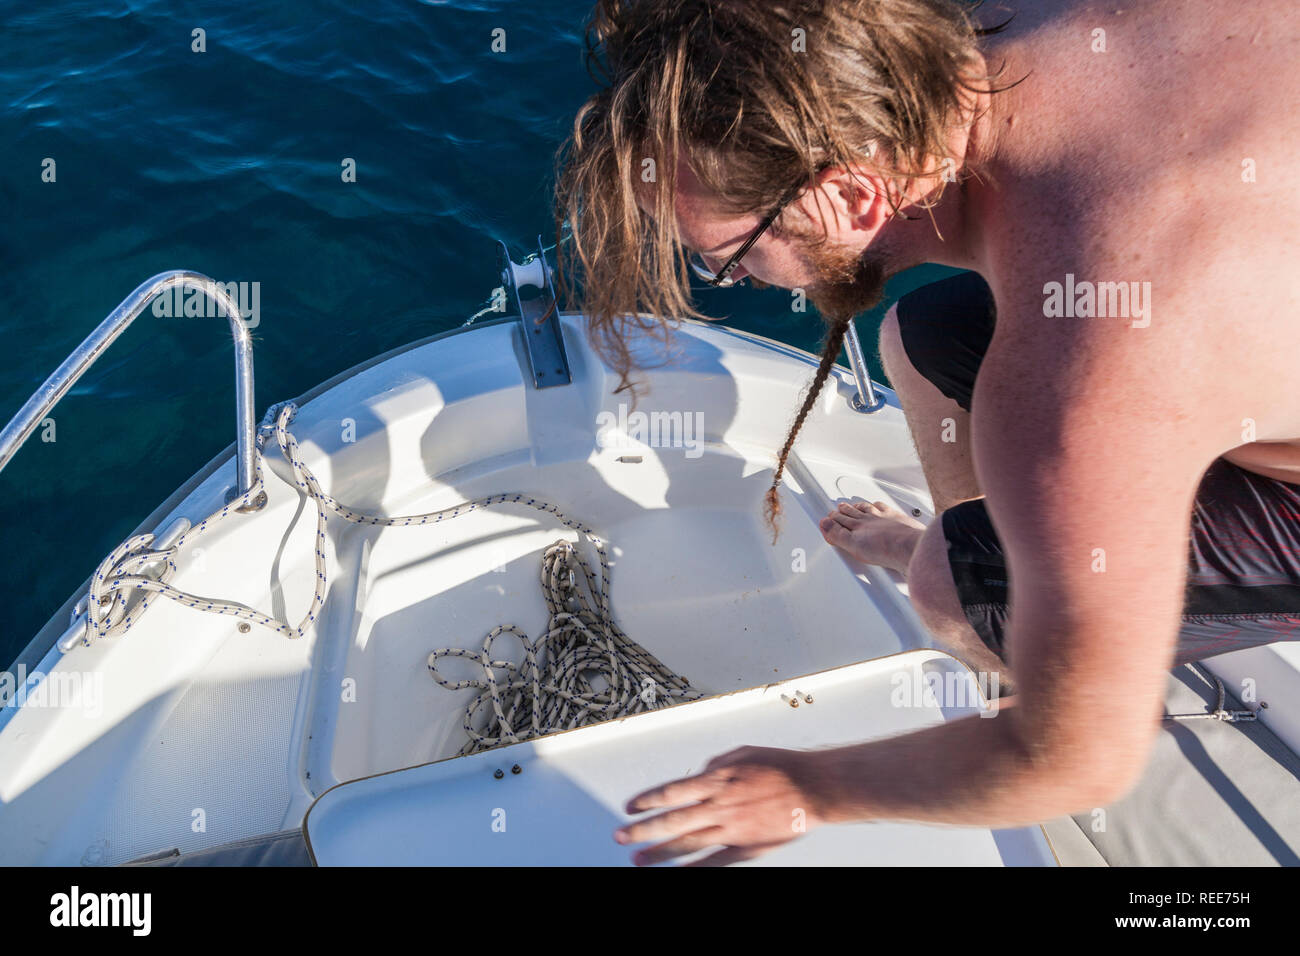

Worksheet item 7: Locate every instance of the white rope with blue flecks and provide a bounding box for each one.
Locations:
[76,400,701,751]
[427,536,703,755]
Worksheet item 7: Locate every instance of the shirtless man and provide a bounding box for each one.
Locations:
[553,0,1300,865]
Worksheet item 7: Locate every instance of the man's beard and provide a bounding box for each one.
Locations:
[803,239,888,323]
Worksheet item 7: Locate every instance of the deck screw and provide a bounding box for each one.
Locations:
[800,691,814,704]
[494,769,504,779]
[781,694,799,708]
[511,764,522,775]
[237,622,250,634]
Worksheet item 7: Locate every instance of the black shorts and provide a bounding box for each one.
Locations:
[896,271,1300,664]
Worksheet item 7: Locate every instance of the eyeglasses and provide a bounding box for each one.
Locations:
[687,183,805,288]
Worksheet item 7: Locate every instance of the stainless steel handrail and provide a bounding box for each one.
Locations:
[844,319,884,412]
[0,271,262,507]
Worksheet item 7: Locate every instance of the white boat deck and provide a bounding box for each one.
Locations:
[2,312,1296,866]
[0,314,954,865]
[306,651,1054,866]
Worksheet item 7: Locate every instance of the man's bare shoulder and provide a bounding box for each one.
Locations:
[970,0,1300,449]
[984,0,1300,210]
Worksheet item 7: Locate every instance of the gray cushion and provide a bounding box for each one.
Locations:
[1053,665,1300,866]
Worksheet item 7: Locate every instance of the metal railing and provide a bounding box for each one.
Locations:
[0,271,262,508]
[843,320,884,412]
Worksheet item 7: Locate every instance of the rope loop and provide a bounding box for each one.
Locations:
[69,399,702,751]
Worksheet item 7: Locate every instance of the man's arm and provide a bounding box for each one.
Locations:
[815,307,1214,825]
[616,290,1218,863]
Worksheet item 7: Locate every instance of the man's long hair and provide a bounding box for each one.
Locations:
[554,0,1005,538]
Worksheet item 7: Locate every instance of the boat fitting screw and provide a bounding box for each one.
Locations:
[911,508,922,517]
[238,622,250,634]
[781,694,799,708]
[511,764,522,775]
[494,769,504,779]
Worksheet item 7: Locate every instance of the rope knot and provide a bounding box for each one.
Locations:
[82,532,179,643]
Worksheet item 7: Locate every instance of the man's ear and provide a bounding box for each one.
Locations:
[809,165,892,240]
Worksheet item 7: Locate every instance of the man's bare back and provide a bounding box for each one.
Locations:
[973,0,1300,482]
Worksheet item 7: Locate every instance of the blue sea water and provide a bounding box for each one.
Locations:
[0,1,953,668]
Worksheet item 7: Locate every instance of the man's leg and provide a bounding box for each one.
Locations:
[879,304,980,514]
[820,499,1015,693]
[906,516,1015,691]
[902,458,1300,686]
[822,271,1010,683]
[878,271,996,512]
[824,459,1300,698]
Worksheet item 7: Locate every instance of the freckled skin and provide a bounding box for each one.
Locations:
[619,0,1300,864]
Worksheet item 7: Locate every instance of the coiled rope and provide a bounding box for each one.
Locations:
[76,400,701,751]
[428,538,702,754]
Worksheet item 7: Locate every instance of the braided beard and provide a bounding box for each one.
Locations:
[803,239,888,324]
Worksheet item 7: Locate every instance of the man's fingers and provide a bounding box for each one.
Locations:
[624,773,721,814]
[631,827,726,866]
[616,801,721,845]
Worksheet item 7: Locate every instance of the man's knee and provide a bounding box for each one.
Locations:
[878,301,964,415]
[906,521,965,637]
[907,517,1011,678]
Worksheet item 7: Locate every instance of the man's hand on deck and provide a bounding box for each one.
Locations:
[614,745,836,866]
